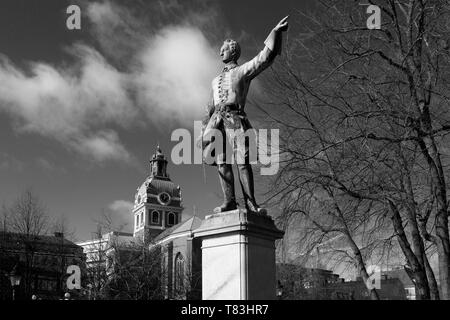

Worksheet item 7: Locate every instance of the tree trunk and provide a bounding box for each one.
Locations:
[423,252,440,300]
[417,133,450,299]
[347,235,379,300]
[436,217,450,299]
[388,201,430,299]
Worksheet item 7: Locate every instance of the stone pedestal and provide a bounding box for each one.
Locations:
[193,209,284,300]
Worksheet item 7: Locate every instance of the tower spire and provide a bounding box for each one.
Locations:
[150,144,168,178]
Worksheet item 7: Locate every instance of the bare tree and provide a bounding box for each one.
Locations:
[51,215,77,242]
[261,0,450,299]
[83,212,165,300]
[3,188,49,236]
[1,189,86,299]
[1,189,51,298]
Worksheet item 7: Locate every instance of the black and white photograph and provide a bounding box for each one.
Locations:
[1,0,450,311]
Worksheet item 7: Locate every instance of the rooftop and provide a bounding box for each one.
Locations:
[0,231,80,250]
[153,216,202,243]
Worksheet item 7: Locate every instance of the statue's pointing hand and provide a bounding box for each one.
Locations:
[274,16,289,32]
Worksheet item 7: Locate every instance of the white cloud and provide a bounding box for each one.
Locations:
[74,131,132,163]
[85,0,220,126]
[109,199,134,214]
[108,200,134,232]
[86,1,147,62]
[137,25,220,125]
[0,153,25,171]
[35,157,68,174]
[86,1,220,126]
[0,45,135,164]
[0,0,222,164]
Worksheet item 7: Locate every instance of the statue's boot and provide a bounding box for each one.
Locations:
[214,164,238,213]
[237,164,267,215]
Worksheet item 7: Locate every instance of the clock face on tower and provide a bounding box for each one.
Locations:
[158,192,171,206]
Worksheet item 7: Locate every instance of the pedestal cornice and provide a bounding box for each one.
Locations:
[193,209,284,242]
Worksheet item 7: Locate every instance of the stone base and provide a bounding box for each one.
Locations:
[193,209,284,300]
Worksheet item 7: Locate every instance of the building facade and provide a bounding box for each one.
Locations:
[276,263,408,300]
[382,269,416,300]
[0,231,85,300]
[327,276,407,300]
[78,146,193,299]
[153,216,202,300]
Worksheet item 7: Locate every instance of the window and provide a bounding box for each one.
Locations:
[174,253,185,296]
[152,210,160,224]
[136,214,139,227]
[168,212,176,226]
[140,212,144,226]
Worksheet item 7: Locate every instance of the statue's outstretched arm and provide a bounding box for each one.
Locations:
[239,16,289,80]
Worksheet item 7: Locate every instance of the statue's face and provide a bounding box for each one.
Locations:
[220,43,234,63]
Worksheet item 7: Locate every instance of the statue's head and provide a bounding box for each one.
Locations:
[220,39,241,63]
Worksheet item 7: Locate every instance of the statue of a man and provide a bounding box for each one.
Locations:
[200,16,289,214]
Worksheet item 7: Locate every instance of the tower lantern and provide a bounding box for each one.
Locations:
[150,145,168,178]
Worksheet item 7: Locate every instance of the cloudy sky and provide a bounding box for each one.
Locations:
[0,0,310,241]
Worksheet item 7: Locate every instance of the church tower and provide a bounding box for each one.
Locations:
[132,145,183,243]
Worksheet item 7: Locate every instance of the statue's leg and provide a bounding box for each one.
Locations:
[214,164,237,213]
[237,164,256,209]
[235,128,266,215]
[237,164,266,215]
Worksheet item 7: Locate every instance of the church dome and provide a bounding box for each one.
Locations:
[147,178,181,198]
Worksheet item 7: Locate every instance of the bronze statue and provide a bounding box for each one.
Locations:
[200,16,289,214]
